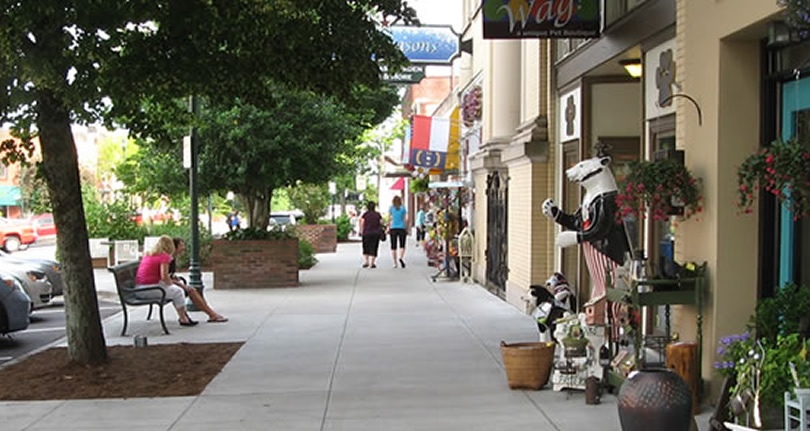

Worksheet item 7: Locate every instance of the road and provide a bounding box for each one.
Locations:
[0,241,120,366]
[0,298,120,366]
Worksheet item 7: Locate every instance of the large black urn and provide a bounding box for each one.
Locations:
[617,368,692,431]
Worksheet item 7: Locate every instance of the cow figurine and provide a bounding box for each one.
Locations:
[542,153,631,302]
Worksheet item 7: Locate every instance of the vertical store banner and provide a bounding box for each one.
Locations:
[410,115,451,170]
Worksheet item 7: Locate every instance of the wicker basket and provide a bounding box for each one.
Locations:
[500,341,555,390]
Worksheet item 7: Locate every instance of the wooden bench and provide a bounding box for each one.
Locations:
[108,261,171,336]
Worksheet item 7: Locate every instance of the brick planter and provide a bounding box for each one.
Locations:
[211,239,299,289]
[295,224,337,253]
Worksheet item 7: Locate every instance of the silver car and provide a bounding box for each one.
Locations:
[0,270,31,334]
[0,251,64,297]
[0,261,52,311]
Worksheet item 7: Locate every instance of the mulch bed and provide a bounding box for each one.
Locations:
[0,342,243,400]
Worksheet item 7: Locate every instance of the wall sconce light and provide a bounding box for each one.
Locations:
[620,58,642,78]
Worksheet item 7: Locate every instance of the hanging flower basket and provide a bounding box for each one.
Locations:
[737,139,810,219]
[461,85,482,127]
[616,159,703,222]
[779,0,810,34]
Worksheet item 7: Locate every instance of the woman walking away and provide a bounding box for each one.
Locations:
[135,235,197,327]
[388,195,408,268]
[360,202,383,268]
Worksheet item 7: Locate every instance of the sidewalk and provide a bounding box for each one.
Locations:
[2,240,712,430]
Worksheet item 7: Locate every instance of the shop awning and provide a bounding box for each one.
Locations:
[0,186,21,206]
[390,177,405,191]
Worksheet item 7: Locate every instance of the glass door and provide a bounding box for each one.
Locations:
[779,78,810,286]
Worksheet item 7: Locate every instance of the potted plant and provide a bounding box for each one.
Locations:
[714,283,810,429]
[211,226,300,289]
[616,158,703,222]
[737,138,810,219]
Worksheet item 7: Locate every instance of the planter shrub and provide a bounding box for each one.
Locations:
[212,228,299,288]
[296,224,337,253]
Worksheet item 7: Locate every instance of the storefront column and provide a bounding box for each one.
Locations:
[484,40,521,144]
[502,116,554,312]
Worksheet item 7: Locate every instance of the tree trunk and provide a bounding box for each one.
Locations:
[36,91,107,364]
[240,191,271,230]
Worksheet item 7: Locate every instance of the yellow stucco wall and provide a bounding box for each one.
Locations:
[676,0,780,396]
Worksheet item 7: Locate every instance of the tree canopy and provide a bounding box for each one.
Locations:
[0,0,416,364]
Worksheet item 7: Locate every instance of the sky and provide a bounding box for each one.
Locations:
[409,0,462,32]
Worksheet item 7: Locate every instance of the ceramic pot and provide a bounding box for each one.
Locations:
[617,368,692,431]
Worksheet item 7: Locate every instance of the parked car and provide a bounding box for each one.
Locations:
[0,251,64,297]
[0,270,31,334]
[30,213,56,240]
[269,212,297,227]
[0,260,52,311]
[0,217,37,252]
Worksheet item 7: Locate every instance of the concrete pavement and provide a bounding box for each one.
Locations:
[1,240,713,430]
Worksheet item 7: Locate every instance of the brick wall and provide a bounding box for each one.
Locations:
[295,224,337,253]
[212,239,299,289]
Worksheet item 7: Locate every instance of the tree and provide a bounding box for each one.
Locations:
[0,1,414,364]
[289,183,331,225]
[199,92,360,229]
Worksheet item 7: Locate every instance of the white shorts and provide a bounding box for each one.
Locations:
[135,281,185,308]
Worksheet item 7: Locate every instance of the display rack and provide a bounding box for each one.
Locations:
[604,263,707,390]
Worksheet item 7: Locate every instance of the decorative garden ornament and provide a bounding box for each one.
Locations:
[542,153,631,299]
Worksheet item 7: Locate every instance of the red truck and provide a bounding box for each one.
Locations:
[0,218,37,252]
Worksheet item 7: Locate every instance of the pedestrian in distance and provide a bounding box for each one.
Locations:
[230,210,241,231]
[415,205,426,248]
[226,211,234,232]
[388,195,408,268]
[170,237,228,323]
[134,235,197,327]
[359,202,383,268]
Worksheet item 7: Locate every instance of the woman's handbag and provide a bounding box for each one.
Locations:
[379,230,386,242]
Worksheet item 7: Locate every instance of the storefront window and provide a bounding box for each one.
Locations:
[555,39,590,63]
[604,0,648,28]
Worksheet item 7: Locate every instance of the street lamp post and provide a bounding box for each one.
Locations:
[187,95,204,310]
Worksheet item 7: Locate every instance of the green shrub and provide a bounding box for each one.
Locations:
[336,214,351,240]
[298,239,318,269]
[223,226,297,241]
[750,283,810,342]
[83,187,147,240]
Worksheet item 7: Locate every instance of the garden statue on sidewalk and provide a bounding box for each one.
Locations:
[541,150,631,306]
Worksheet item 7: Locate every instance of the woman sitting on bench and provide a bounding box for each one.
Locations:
[136,235,198,327]
[170,237,227,323]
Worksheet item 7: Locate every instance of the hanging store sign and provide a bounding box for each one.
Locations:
[381,65,426,84]
[387,25,460,65]
[482,0,601,39]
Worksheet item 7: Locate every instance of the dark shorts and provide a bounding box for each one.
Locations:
[416,226,425,241]
[389,229,407,250]
[362,233,381,256]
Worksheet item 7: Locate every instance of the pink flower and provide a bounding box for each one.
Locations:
[740,185,748,192]
[766,154,775,164]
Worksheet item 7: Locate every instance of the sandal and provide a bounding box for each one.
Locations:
[208,316,229,323]
[179,320,199,327]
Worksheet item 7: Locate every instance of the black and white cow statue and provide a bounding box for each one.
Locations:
[542,154,630,301]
